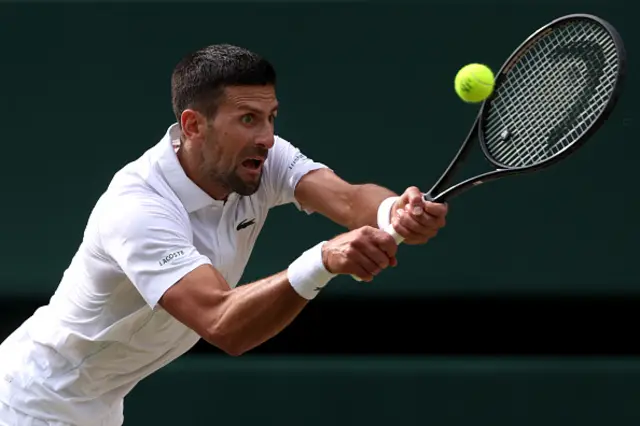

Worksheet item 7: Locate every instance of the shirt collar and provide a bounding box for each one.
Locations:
[157,123,227,212]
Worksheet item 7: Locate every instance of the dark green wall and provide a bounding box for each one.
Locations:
[124,356,640,426]
[0,2,635,297]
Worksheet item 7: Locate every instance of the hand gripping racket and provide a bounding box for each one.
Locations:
[353,13,626,280]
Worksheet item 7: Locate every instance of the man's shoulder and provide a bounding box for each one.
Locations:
[91,191,190,250]
[272,134,299,154]
[99,184,184,222]
[93,168,187,236]
[101,136,182,212]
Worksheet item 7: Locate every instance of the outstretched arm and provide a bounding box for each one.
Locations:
[160,266,307,356]
[294,168,397,230]
[294,168,449,245]
[159,227,398,356]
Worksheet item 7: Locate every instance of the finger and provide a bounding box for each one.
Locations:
[402,205,437,228]
[371,229,399,260]
[404,186,425,216]
[395,209,439,238]
[351,264,373,282]
[390,220,416,243]
[423,201,448,218]
[349,248,381,280]
[360,226,398,260]
[361,238,394,271]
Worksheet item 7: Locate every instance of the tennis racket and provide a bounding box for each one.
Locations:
[352,13,626,281]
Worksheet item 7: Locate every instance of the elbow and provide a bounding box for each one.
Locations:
[218,346,246,357]
[200,293,248,356]
[219,343,246,357]
[204,324,248,357]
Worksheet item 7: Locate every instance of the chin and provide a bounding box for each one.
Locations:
[235,184,260,196]
[233,176,262,196]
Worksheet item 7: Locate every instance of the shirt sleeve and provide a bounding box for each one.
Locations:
[98,195,213,309]
[264,136,330,213]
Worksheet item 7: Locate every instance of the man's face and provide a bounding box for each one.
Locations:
[200,85,278,196]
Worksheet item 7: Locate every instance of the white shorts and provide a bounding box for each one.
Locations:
[0,401,72,426]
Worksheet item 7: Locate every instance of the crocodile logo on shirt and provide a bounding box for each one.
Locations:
[236,218,256,231]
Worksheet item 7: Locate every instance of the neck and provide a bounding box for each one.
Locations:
[176,142,230,201]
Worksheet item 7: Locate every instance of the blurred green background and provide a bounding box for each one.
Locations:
[0,0,635,298]
[0,1,637,425]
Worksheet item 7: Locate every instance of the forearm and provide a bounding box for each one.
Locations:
[209,270,308,355]
[344,183,397,230]
[294,169,398,231]
[208,242,333,356]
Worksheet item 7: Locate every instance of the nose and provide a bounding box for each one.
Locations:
[255,129,275,150]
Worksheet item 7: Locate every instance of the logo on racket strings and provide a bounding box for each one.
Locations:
[546,40,606,148]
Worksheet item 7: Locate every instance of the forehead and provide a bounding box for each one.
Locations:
[219,85,278,112]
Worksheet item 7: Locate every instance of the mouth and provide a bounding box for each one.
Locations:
[241,157,264,172]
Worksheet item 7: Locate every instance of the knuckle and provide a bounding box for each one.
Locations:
[359,226,374,236]
[343,246,357,259]
[383,233,396,246]
[399,212,412,222]
[384,245,398,258]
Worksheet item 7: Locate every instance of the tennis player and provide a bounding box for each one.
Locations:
[0,44,448,426]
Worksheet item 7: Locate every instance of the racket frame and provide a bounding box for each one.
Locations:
[424,13,627,204]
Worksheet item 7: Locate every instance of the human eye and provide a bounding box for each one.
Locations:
[240,114,254,125]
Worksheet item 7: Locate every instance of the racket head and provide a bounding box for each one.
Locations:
[477,14,627,171]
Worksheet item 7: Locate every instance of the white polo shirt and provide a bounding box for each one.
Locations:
[0,124,328,426]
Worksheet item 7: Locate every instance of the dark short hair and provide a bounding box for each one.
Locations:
[171,44,277,123]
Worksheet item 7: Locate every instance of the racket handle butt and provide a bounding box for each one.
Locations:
[351,224,404,281]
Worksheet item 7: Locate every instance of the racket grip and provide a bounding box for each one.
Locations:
[351,223,404,281]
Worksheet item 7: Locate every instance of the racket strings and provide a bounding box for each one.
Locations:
[490,23,614,164]
[483,19,620,168]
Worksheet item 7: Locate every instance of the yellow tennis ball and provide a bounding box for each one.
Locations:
[454,63,495,103]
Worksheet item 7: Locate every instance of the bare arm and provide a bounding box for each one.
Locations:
[294,168,397,230]
[160,264,306,356]
[294,168,449,246]
[159,227,398,356]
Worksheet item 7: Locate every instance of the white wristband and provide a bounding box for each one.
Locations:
[287,241,337,300]
[377,196,399,230]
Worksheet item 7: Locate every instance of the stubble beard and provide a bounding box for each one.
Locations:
[201,136,263,197]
